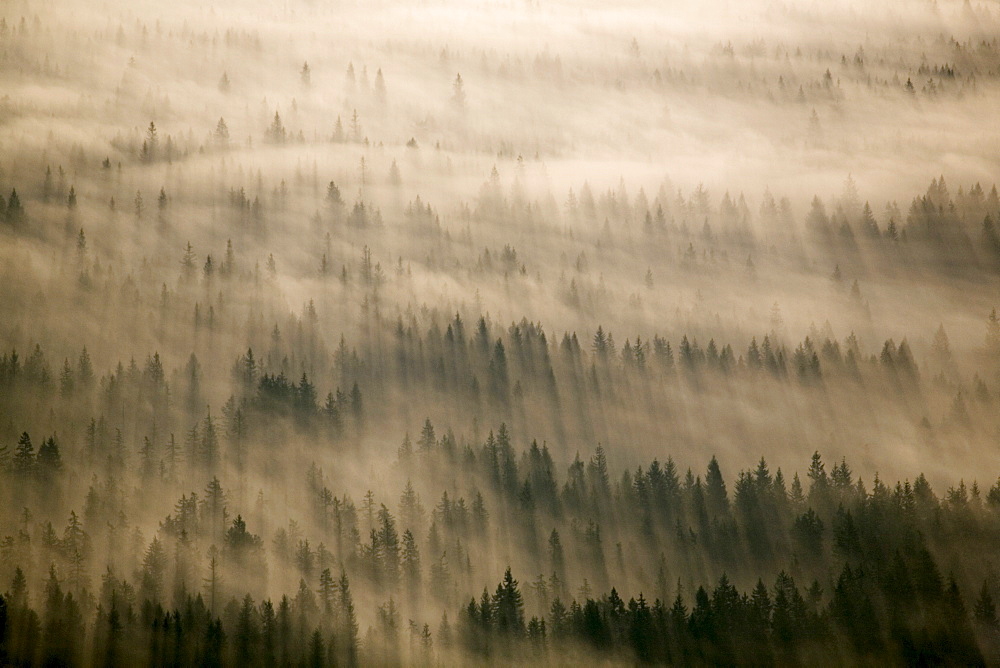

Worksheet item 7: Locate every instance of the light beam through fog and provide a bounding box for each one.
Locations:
[1,0,1000,664]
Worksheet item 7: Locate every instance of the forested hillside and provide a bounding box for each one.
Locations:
[2,0,1000,664]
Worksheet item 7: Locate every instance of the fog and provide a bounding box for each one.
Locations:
[2,0,1000,665]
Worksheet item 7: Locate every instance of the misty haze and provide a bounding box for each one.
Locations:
[2,0,1000,665]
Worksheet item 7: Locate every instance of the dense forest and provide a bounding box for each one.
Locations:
[3,0,1000,664]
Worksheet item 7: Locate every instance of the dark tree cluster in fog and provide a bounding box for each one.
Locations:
[2,0,1000,665]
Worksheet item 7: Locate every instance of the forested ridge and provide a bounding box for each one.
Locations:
[3,419,1000,665]
[5,0,1000,664]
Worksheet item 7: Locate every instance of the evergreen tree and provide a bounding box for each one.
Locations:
[13,432,35,478]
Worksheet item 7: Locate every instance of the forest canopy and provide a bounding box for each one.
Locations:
[2,0,1000,664]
